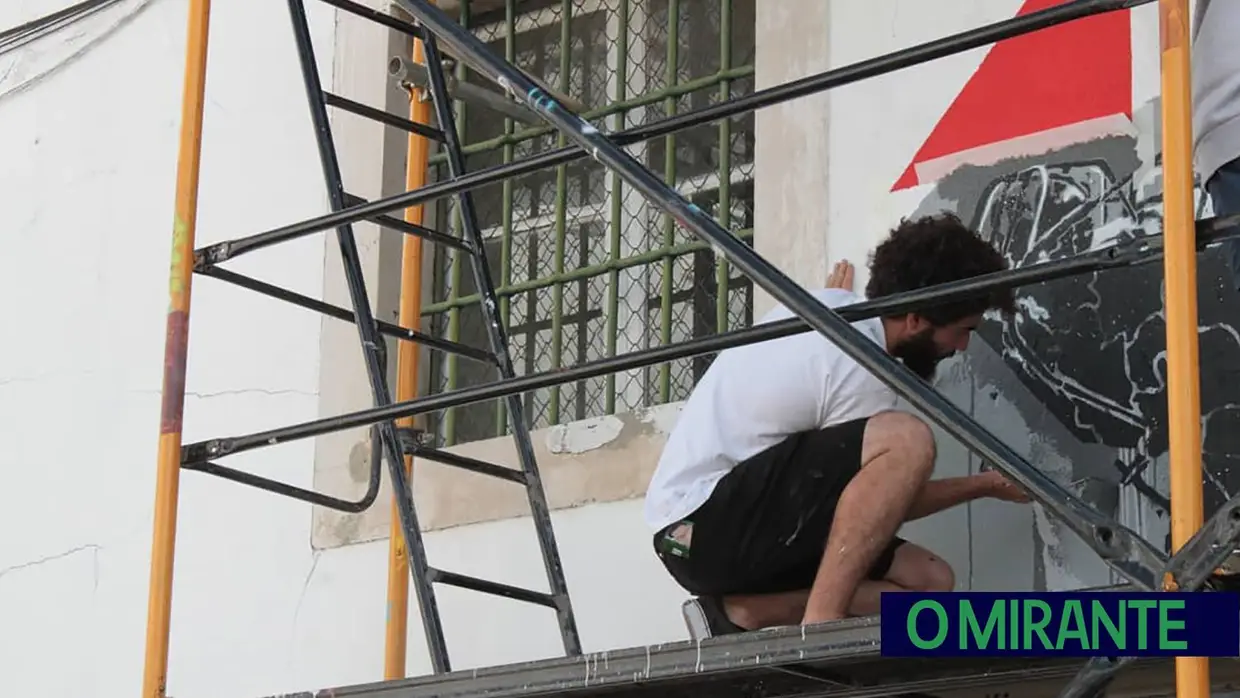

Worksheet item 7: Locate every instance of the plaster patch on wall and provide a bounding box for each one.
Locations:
[637,402,683,436]
[1028,432,1074,483]
[544,404,681,456]
[1031,504,1094,591]
[346,438,372,484]
[546,415,625,454]
[312,402,686,549]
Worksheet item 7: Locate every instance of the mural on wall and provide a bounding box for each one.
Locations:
[897,0,1240,566]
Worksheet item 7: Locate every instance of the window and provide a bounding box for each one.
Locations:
[422,0,757,446]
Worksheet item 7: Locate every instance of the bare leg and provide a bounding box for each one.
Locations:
[723,543,954,627]
[847,543,955,616]
[846,580,907,617]
[724,590,809,629]
[801,411,936,624]
[724,584,900,628]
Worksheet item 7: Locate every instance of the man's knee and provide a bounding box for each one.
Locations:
[918,557,955,592]
[862,411,936,474]
[891,544,956,592]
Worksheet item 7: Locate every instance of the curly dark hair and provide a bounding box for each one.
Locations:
[864,212,1016,326]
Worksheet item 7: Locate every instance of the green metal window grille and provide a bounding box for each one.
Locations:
[424,0,757,447]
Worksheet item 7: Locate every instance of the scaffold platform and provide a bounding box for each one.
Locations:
[262,586,1240,698]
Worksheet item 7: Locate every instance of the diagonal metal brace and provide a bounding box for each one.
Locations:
[1057,489,1240,698]
[1165,492,1240,591]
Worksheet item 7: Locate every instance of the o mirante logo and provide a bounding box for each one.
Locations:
[880,592,1240,657]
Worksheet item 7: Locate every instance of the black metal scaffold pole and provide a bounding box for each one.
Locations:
[284,0,451,671]
[279,0,587,674]
[418,27,581,656]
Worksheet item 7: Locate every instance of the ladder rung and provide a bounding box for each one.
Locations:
[316,0,424,40]
[342,192,472,252]
[405,334,495,365]
[413,446,527,485]
[428,568,558,608]
[323,91,445,141]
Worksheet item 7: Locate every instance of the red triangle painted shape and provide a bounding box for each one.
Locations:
[892,0,1132,191]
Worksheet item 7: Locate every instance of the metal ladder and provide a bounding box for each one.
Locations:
[286,0,580,674]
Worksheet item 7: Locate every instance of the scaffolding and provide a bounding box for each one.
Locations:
[141,0,1240,697]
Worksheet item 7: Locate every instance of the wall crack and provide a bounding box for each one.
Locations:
[129,388,319,399]
[0,544,101,592]
[291,550,322,633]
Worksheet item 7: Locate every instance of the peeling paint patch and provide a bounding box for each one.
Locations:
[546,415,625,454]
[346,439,371,483]
[637,403,682,436]
[1032,504,1092,591]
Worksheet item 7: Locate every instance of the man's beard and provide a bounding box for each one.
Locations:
[891,328,952,381]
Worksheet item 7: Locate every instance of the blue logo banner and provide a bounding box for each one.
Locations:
[880,591,1240,657]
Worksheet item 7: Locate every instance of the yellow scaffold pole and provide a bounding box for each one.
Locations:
[141,0,211,696]
[1158,0,1209,696]
[383,15,436,679]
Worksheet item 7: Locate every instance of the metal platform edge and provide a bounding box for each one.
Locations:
[260,615,880,698]
[254,584,1240,698]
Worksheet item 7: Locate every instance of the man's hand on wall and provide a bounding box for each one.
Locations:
[826,260,855,291]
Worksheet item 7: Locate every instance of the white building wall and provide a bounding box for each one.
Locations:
[0,1,689,696]
[0,0,1200,697]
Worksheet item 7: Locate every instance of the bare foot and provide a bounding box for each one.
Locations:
[826,260,855,291]
[801,611,848,626]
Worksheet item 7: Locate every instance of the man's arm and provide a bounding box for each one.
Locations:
[905,471,1028,521]
[905,475,990,521]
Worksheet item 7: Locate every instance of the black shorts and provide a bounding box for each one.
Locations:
[652,417,906,596]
